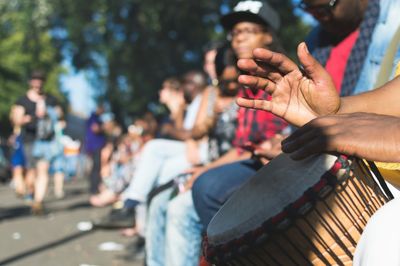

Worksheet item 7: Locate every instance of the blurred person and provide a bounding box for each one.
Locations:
[84,105,106,196]
[145,45,242,266]
[50,116,68,199]
[160,71,207,140]
[14,70,63,214]
[95,71,207,228]
[203,42,220,86]
[89,117,155,207]
[299,0,400,96]
[191,0,287,230]
[9,105,27,196]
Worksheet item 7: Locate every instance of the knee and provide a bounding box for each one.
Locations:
[142,139,160,154]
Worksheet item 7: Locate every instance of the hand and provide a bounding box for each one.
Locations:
[166,91,185,114]
[282,112,400,162]
[254,134,287,162]
[183,166,208,190]
[236,42,340,127]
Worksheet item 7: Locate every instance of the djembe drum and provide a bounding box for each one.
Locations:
[204,153,389,265]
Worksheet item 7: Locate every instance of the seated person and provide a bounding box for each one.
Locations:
[96,71,210,228]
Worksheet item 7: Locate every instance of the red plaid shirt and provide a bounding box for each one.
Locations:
[234,87,287,152]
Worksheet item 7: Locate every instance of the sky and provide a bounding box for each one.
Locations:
[61,1,316,118]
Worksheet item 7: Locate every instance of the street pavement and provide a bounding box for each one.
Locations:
[0,178,144,266]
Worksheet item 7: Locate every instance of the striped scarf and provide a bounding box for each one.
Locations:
[309,0,380,96]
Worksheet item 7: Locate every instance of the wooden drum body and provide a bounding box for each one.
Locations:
[204,154,389,266]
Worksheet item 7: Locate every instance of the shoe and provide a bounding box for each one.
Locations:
[124,236,145,260]
[31,202,45,215]
[94,207,135,229]
[23,194,34,206]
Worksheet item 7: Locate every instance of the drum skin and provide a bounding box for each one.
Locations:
[204,153,388,266]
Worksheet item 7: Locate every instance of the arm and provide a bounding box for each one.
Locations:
[190,86,217,140]
[338,77,400,116]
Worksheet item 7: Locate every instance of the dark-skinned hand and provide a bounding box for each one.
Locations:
[282,112,400,162]
[236,42,340,127]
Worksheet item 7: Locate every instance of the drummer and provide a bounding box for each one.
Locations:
[194,0,400,230]
[236,40,400,265]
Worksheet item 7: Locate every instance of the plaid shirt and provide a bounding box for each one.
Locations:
[233,87,287,152]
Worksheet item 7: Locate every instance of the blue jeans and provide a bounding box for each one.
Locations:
[192,159,263,228]
[146,189,203,266]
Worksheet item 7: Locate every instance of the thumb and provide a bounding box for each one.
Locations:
[297,42,328,82]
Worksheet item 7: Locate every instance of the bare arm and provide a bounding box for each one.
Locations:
[338,77,400,116]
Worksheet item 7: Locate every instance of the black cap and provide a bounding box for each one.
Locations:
[221,1,280,31]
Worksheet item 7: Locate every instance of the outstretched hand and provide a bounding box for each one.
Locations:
[236,42,340,127]
[282,113,400,162]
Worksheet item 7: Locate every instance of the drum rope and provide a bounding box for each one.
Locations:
[344,177,375,217]
[260,245,281,265]
[331,195,365,233]
[281,231,312,264]
[319,199,357,246]
[356,160,389,205]
[314,208,352,263]
[348,175,381,213]
[293,221,334,265]
[335,182,369,226]
[366,160,394,200]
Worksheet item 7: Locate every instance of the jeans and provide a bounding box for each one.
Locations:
[192,159,263,228]
[146,189,203,266]
[122,139,192,202]
[89,149,101,194]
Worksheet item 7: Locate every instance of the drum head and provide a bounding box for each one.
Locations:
[207,153,338,245]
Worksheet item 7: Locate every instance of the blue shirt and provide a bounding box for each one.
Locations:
[84,112,105,153]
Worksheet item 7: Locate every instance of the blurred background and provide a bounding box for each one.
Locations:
[0,0,314,265]
[0,0,312,138]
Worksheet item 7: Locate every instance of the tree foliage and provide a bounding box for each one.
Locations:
[0,0,64,135]
[0,0,310,133]
[49,0,310,125]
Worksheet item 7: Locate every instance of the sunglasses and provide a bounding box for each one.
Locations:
[298,0,338,18]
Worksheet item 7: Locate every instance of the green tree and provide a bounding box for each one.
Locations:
[50,0,309,125]
[0,0,64,135]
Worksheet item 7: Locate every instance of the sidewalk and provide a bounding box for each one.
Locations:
[0,178,144,266]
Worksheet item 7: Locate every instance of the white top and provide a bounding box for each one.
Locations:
[183,94,202,130]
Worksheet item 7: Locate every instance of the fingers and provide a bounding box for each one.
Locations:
[236,97,273,112]
[252,48,298,75]
[297,42,331,83]
[238,75,276,94]
[282,116,341,160]
[281,127,318,154]
[288,138,325,160]
[237,58,282,83]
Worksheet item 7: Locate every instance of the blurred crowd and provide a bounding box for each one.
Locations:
[2,0,400,265]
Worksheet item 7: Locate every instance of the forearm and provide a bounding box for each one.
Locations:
[168,128,192,141]
[339,77,400,117]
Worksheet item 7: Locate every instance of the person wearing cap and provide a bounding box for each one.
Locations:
[143,2,288,266]
[191,0,288,230]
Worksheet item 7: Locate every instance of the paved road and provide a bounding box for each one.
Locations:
[0,179,144,266]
